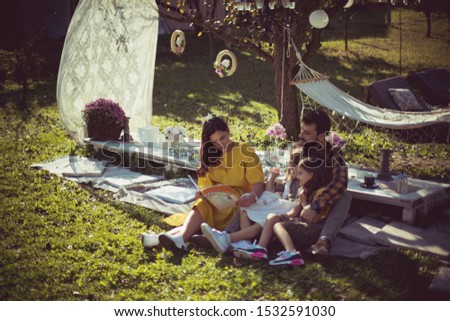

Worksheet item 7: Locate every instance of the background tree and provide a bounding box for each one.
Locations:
[5,35,45,113]
[406,0,450,38]
[157,0,348,139]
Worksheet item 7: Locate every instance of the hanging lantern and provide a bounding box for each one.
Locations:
[255,0,264,10]
[309,10,329,29]
[236,2,245,11]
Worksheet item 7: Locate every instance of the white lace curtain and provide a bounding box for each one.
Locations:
[57,0,159,144]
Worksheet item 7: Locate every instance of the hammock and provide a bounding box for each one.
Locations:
[291,51,450,130]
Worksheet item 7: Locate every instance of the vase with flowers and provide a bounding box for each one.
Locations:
[264,123,289,166]
[266,123,287,147]
[82,98,126,141]
[163,125,187,159]
[164,125,187,142]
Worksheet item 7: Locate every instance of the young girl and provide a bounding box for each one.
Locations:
[233,157,331,266]
[199,168,298,255]
[266,166,300,201]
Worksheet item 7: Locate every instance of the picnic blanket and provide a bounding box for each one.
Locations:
[31,156,192,213]
[31,156,450,261]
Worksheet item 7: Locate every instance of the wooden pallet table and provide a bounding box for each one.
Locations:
[86,140,449,225]
[347,167,450,225]
[86,139,201,171]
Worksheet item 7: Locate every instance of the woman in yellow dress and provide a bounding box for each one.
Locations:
[158,116,265,253]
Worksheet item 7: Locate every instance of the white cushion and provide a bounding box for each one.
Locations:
[389,88,425,111]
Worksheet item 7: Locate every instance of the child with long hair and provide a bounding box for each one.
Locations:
[234,157,332,266]
[266,166,300,201]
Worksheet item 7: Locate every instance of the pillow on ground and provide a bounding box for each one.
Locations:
[388,88,425,111]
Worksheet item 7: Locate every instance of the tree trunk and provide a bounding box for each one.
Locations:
[273,27,300,142]
[344,10,349,51]
[386,2,392,26]
[156,0,347,141]
[425,11,431,38]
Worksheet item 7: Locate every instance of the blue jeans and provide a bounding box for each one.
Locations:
[320,191,352,242]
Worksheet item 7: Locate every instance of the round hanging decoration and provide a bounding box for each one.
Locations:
[344,0,354,9]
[170,30,186,56]
[213,49,237,78]
[309,10,329,29]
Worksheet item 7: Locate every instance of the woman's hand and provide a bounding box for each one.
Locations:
[236,193,256,207]
[195,190,203,199]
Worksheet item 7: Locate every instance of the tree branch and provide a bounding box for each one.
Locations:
[157,1,273,62]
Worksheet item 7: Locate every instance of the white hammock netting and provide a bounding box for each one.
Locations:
[292,55,450,131]
[57,0,159,145]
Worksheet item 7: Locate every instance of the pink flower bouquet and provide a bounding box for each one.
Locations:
[266,123,287,141]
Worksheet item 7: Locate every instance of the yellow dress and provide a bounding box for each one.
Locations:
[193,142,264,230]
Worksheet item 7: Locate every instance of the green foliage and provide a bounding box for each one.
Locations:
[343,128,393,164]
[1,106,445,301]
[0,34,47,112]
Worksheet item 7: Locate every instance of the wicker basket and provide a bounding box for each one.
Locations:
[87,123,123,141]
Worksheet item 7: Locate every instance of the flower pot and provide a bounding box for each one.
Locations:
[87,122,123,141]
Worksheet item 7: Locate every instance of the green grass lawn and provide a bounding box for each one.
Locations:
[0,9,449,301]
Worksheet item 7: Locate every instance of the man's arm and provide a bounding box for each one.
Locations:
[313,145,348,210]
[302,147,348,223]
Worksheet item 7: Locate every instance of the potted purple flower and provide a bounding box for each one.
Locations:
[82,98,126,141]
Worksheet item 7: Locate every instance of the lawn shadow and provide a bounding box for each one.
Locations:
[324,8,390,42]
[200,239,444,300]
[323,248,442,300]
[208,241,344,300]
[309,50,400,98]
[153,33,275,123]
[153,29,404,123]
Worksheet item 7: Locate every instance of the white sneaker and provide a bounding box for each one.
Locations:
[141,232,159,249]
[269,250,304,266]
[234,244,268,260]
[158,233,189,253]
[230,239,253,250]
[201,223,231,254]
